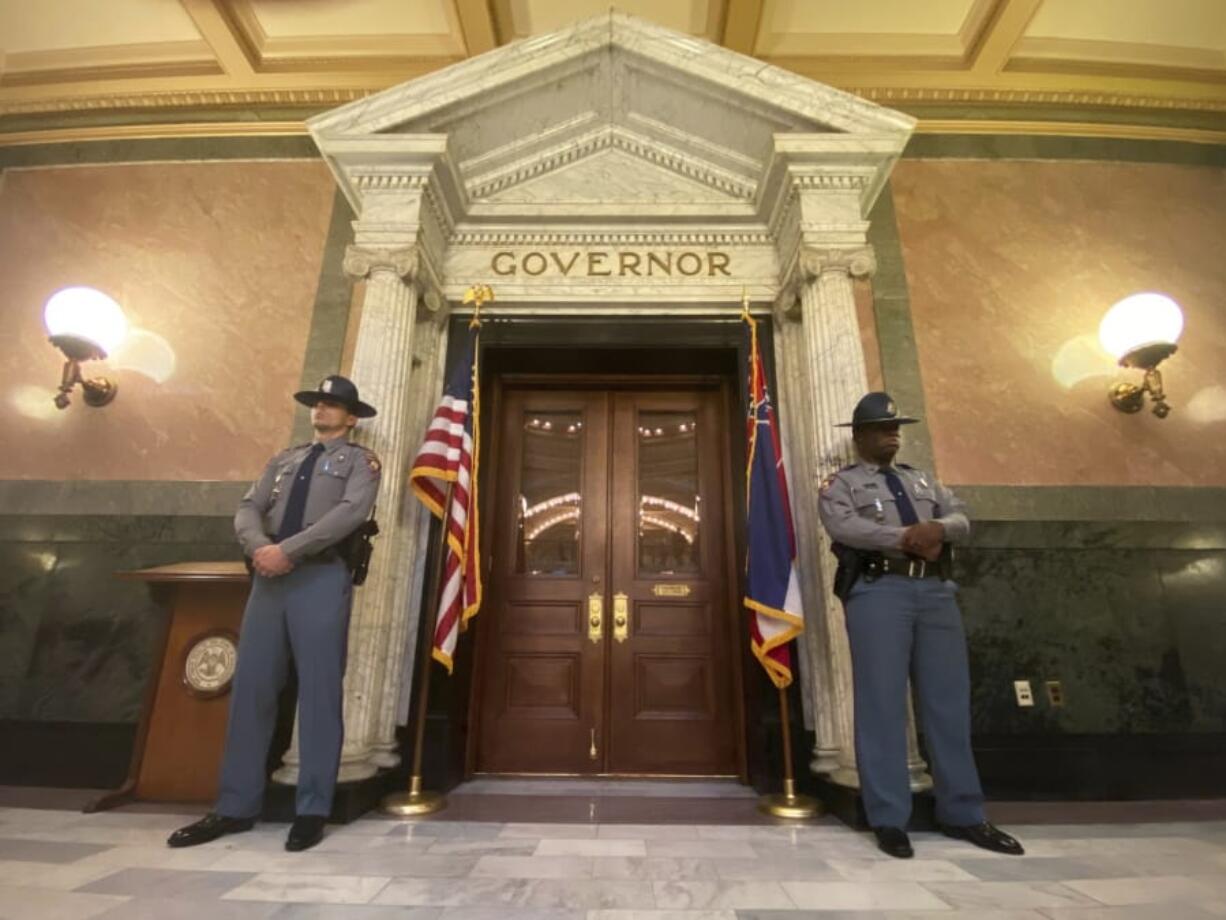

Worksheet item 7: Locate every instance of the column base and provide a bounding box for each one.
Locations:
[827,766,861,789]
[810,749,841,775]
[259,767,398,824]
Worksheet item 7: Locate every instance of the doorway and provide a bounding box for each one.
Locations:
[473,378,744,776]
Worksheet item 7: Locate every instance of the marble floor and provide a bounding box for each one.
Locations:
[1,791,1225,920]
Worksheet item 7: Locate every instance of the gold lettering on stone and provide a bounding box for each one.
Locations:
[522,252,547,276]
[676,252,702,276]
[551,252,581,275]
[492,251,516,275]
[487,251,733,278]
[648,252,672,276]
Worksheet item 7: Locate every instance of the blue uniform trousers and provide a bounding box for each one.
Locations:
[216,559,351,819]
[844,574,985,829]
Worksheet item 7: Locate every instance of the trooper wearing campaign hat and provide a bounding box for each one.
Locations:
[168,375,381,853]
[818,392,1023,860]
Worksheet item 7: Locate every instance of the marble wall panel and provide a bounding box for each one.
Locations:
[0,515,238,721]
[890,160,1226,487]
[0,160,337,482]
[955,531,1226,737]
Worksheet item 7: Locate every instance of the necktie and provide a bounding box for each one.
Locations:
[276,443,325,541]
[881,467,920,526]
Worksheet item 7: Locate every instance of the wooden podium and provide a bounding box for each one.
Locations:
[87,562,250,811]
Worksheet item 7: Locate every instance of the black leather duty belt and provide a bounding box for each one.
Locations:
[878,557,944,579]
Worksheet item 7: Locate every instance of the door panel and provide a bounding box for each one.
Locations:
[478,385,737,776]
[477,391,608,774]
[607,391,737,775]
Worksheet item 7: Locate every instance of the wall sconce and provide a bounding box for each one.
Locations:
[1098,293,1184,419]
[44,287,128,409]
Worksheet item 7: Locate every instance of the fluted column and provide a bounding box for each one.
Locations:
[368,307,449,766]
[274,245,428,785]
[771,296,839,773]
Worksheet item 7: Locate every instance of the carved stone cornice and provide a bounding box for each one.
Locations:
[798,246,877,281]
[343,245,419,281]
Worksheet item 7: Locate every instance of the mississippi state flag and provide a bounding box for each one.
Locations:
[409,323,482,673]
[743,313,804,688]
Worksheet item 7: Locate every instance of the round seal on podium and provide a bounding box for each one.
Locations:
[181,630,238,698]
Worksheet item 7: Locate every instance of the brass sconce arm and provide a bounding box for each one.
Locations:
[49,333,118,410]
[1107,342,1177,419]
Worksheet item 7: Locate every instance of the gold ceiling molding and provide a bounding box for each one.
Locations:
[858,86,1226,113]
[0,120,308,148]
[913,119,1226,146]
[0,87,372,117]
[1,116,1220,152]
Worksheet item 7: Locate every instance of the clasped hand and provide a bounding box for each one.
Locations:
[252,544,294,577]
[900,520,944,562]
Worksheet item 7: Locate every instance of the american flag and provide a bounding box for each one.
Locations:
[743,311,804,688]
[409,323,482,674]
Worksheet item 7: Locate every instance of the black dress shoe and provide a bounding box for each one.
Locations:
[872,826,914,859]
[940,821,1025,855]
[285,815,327,852]
[166,813,255,848]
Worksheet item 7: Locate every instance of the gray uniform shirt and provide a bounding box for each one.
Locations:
[234,436,382,563]
[817,461,969,554]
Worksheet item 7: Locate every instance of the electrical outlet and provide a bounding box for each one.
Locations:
[1014,679,1035,707]
[1046,680,1065,707]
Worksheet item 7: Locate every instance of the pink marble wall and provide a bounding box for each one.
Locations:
[0,161,337,481]
[891,159,1226,487]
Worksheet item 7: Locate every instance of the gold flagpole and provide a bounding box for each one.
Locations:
[382,479,453,817]
[744,286,820,819]
[758,684,821,818]
[383,283,492,817]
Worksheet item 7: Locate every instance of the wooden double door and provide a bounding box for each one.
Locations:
[475,384,741,776]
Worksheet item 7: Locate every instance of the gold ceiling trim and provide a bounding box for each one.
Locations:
[0,88,372,117]
[2,116,1220,151]
[914,119,1226,146]
[0,120,307,148]
[4,82,1223,120]
[859,86,1226,112]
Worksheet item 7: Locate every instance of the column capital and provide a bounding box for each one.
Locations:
[798,246,877,282]
[343,245,419,282]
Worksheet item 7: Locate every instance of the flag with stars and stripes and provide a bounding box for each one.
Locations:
[409,323,482,673]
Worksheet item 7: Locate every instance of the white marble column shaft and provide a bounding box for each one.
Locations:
[369,311,449,764]
[771,302,839,771]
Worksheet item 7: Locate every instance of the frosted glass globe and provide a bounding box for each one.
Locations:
[43,287,129,357]
[1098,293,1183,361]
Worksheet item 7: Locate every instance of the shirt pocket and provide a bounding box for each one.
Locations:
[909,484,939,519]
[852,492,895,524]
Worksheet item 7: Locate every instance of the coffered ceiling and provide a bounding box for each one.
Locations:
[1,0,1222,144]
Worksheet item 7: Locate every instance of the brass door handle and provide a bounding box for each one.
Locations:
[587,592,603,643]
[613,592,629,643]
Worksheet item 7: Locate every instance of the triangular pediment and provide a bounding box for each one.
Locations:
[309,11,915,236]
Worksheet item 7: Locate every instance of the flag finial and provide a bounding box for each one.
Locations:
[463,284,495,328]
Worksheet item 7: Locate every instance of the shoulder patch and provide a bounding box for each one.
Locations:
[363,449,382,474]
[819,473,838,495]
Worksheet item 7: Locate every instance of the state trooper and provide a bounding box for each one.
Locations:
[168,375,381,853]
[818,392,1023,860]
